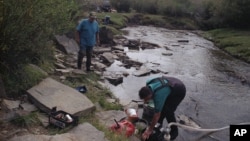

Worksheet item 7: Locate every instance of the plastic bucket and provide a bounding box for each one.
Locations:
[125,108,138,122]
[142,105,154,124]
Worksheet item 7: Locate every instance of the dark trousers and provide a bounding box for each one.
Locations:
[158,77,186,140]
[77,48,92,70]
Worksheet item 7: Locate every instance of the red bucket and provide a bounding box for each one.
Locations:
[110,119,135,137]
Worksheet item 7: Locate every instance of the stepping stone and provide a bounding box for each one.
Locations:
[133,67,151,77]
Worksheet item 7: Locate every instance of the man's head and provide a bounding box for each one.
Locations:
[88,12,96,22]
[139,86,153,103]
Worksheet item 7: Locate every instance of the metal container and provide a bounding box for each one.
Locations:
[142,104,155,124]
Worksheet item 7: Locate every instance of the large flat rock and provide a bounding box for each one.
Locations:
[8,123,109,141]
[68,122,109,141]
[27,77,95,116]
[8,133,76,141]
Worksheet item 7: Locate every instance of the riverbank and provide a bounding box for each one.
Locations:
[204,29,250,63]
[97,12,250,64]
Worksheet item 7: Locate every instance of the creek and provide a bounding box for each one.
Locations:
[104,26,250,141]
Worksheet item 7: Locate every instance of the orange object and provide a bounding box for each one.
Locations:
[110,119,135,137]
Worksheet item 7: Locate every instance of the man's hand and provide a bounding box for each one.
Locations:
[76,38,80,45]
[75,31,80,45]
[142,128,152,141]
[96,39,100,46]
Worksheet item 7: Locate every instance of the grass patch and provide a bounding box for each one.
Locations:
[11,112,40,128]
[100,25,122,35]
[95,12,198,38]
[97,13,130,29]
[3,64,47,97]
[53,72,122,111]
[206,29,250,62]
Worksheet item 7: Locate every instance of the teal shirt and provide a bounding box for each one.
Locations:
[146,77,171,113]
[76,19,99,49]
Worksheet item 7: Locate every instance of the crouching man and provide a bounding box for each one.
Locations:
[139,76,186,141]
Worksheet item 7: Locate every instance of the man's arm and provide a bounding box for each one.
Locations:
[96,32,100,45]
[75,31,80,44]
[148,112,161,131]
[142,112,161,140]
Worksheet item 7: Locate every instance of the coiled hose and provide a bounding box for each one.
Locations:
[163,122,250,141]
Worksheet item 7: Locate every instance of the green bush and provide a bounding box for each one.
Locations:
[0,0,78,97]
[220,0,250,28]
[109,0,250,29]
[157,0,191,17]
[131,0,158,14]
[110,0,131,12]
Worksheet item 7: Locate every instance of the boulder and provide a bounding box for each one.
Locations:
[121,59,143,69]
[68,123,108,141]
[105,75,123,86]
[55,35,79,54]
[112,45,124,51]
[126,39,140,50]
[133,67,151,77]
[101,52,116,65]
[8,133,77,141]
[141,42,160,50]
[162,52,173,56]
[54,35,79,54]
[177,40,189,43]
[92,61,107,71]
[1,99,20,112]
[99,26,114,45]
[27,77,95,116]
[55,68,73,74]
[8,122,110,141]
[93,47,112,54]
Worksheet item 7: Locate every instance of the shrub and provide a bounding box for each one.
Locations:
[110,0,131,12]
[0,0,78,97]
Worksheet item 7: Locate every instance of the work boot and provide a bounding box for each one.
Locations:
[169,126,178,140]
[86,68,93,72]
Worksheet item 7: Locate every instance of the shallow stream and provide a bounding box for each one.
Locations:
[104,26,250,141]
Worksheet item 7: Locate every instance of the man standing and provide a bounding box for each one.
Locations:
[75,12,99,71]
[138,76,186,141]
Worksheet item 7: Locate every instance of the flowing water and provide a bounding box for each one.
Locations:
[104,26,250,141]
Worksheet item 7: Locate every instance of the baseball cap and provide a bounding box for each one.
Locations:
[89,12,96,18]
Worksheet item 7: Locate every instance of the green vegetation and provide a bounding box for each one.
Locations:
[53,72,123,111]
[205,29,250,63]
[110,0,250,29]
[11,112,40,128]
[0,0,78,97]
[96,12,131,35]
[97,12,198,30]
[97,12,130,29]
